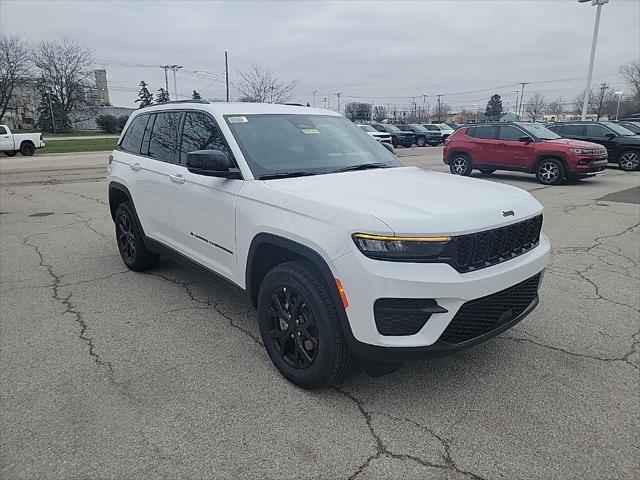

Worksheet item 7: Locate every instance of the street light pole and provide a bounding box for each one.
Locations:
[614,91,624,120]
[224,51,229,102]
[579,0,609,121]
[518,82,529,119]
[170,65,183,100]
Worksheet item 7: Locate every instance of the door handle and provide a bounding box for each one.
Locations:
[169,173,186,184]
[130,162,141,171]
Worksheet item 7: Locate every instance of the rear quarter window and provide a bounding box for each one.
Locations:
[120,114,149,154]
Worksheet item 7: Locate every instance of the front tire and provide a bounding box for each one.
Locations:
[416,136,426,147]
[536,158,565,185]
[257,261,353,389]
[114,202,159,271]
[20,143,35,156]
[449,153,472,176]
[4,151,17,157]
[617,150,640,171]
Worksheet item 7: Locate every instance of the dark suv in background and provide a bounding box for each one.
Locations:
[547,121,640,171]
[395,124,441,146]
[370,123,415,147]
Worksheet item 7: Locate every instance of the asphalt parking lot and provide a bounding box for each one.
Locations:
[1,147,639,479]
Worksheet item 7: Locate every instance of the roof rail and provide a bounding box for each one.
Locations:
[141,99,211,108]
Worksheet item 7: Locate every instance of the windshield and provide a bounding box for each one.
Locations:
[601,122,635,136]
[226,114,401,179]
[519,122,560,140]
[358,125,376,132]
[408,124,428,132]
[437,124,453,131]
[384,124,401,132]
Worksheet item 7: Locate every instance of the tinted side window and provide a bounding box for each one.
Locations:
[0,126,7,134]
[148,112,181,163]
[499,126,523,141]
[586,125,609,137]
[179,112,234,164]
[121,114,149,154]
[424,125,437,131]
[563,125,584,136]
[472,126,498,139]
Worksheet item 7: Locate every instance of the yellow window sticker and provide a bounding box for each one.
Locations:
[302,128,320,134]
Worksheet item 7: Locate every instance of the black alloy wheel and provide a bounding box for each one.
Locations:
[267,286,318,369]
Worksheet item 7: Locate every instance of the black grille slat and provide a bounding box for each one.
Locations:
[452,215,542,273]
[439,273,541,344]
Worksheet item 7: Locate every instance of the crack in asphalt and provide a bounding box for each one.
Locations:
[145,271,263,347]
[335,386,487,480]
[46,186,109,206]
[23,236,113,372]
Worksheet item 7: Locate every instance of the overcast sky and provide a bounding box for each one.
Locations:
[1,0,638,111]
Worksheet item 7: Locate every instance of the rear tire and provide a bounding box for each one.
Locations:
[480,168,496,174]
[19,143,35,156]
[535,158,565,185]
[617,150,640,171]
[449,153,472,176]
[416,136,426,147]
[114,201,159,271]
[257,260,353,390]
[4,151,17,157]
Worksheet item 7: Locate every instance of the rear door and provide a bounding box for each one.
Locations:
[167,111,243,281]
[467,125,498,164]
[133,111,183,247]
[493,125,533,167]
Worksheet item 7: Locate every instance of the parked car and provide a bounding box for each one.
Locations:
[611,120,640,134]
[0,125,46,156]
[370,123,415,147]
[443,122,608,185]
[357,124,392,143]
[422,123,455,144]
[395,124,440,147]
[108,100,549,389]
[547,121,640,171]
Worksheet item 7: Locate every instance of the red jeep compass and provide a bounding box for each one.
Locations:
[443,122,608,185]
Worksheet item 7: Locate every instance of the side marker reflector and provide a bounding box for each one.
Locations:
[335,278,349,309]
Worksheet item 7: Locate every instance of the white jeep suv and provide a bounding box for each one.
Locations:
[107,100,549,389]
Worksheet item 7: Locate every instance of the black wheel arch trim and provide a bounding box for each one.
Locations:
[245,233,359,349]
[108,181,148,237]
[533,153,568,172]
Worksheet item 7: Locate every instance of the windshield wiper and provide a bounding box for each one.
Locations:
[259,171,318,180]
[331,163,390,174]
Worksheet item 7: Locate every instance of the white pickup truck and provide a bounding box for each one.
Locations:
[0,125,45,156]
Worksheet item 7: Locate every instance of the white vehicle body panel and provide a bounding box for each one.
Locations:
[0,125,45,152]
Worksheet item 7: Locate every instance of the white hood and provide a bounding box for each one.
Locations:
[263,167,543,236]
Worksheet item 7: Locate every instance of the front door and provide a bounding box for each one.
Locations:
[167,111,242,282]
[494,125,533,168]
[0,126,13,151]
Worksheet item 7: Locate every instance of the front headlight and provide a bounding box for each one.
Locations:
[352,233,450,261]
[570,148,597,155]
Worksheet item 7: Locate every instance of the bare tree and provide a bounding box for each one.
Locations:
[524,92,546,122]
[32,39,94,118]
[546,98,564,119]
[0,35,32,123]
[573,90,598,116]
[234,64,298,103]
[620,62,640,99]
[433,102,450,122]
[372,105,387,122]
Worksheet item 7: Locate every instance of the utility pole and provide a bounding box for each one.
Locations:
[422,95,427,122]
[323,96,328,109]
[596,83,608,120]
[270,85,275,104]
[225,51,229,102]
[312,90,318,108]
[46,88,56,134]
[517,82,529,119]
[436,95,442,122]
[335,92,342,114]
[371,99,374,122]
[159,65,171,99]
[580,0,608,121]
[513,90,520,115]
[170,65,182,100]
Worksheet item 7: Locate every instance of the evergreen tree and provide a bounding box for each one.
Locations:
[485,94,503,120]
[135,81,154,108]
[192,90,201,100]
[156,87,170,103]
[35,82,70,133]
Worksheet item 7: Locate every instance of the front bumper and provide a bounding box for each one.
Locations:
[567,157,608,179]
[330,233,549,360]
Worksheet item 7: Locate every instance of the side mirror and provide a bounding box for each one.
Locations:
[605,132,617,139]
[381,142,395,155]
[519,136,533,143]
[186,150,241,179]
